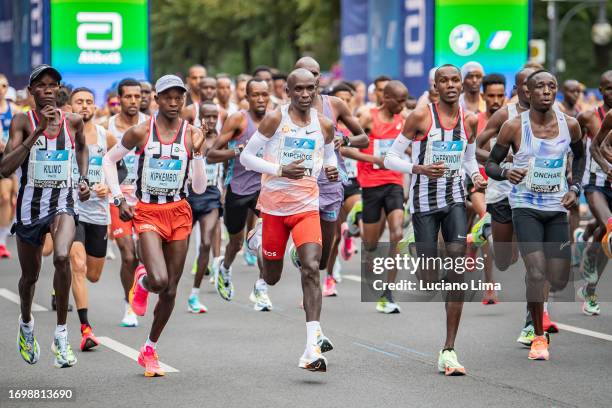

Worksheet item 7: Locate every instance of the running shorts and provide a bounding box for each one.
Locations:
[74,221,108,258]
[487,198,513,225]
[412,204,467,258]
[261,210,322,260]
[512,208,570,259]
[362,184,404,224]
[133,199,192,242]
[110,204,135,239]
[319,186,343,222]
[224,185,260,235]
[12,208,77,247]
[343,178,361,201]
[188,186,223,223]
[584,185,612,210]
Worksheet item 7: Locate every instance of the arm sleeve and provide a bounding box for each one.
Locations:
[384,134,414,173]
[190,157,207,194]
[239,131,280,176]
[485,143,510,181]
[102,143,131,197]
[462,141,480,180]
[323,142,337,167]
[570,138,586,188]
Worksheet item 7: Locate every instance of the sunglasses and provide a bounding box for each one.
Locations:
[109,102,120,107]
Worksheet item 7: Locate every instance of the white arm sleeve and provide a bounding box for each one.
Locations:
[462,141,480,180]
[384,135,414,174]
[190,157,207,194]
[323,142,337,167]
[239,131,280,176]
[102,143,131,197]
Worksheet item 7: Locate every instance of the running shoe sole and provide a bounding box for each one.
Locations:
[51,343,77,368]
[299,358,327,372]
[81,337,99,351]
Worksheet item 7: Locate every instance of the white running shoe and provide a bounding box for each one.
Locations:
[249,284,273,312]
[120,304,138,327]
[299,347,327,372]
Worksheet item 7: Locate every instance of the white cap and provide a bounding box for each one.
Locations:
[461,61,484,81]
[155,75,187,94]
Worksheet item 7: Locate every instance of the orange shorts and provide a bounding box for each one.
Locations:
[110,204,135,239]
[261,210,321,260]
[133,199,193,242]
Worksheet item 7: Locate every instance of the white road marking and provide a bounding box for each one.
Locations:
[556,323,612,342]
[97,336,180,372]
[342,274,362,282]
[0,288,48,312]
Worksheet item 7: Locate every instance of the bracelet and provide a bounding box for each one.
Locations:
[569,183,581,194]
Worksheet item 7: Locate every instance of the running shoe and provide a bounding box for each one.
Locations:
[517,325,535,347]
[187,294,208,314]
[577,285,600,316]
[376,295,401,314]
[289,243,301,269]
[138,345,165,377]
[572,227,586,266]
[120,304,138,327]
[51,335,77,368]
[0,244,11,259]
[437,349,466,376]
[402,203,410,229]
[347,201,362,237]
[542,311,558,333]
[51,290,73,312]
[470,213,492,247]
[481,289,498,305]
[332,258,342,283]
[602,218,612,258]
[339,222,355,261]
[316,330,334,353]
[397,223,415,255]
[17,318,39,365]
[246,218,263,255]
[322,275,338,297]
[80,324,99,351]
[214,258,234,301]
[298,346,327,372]
[243,244,258,266]
[528,336,549,360]
[249,284,273,311]
[581,250,599,285]
[129,265,149,316]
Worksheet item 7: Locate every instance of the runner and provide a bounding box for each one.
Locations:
[241,68,338,372]
[207,78,272,310]
[186,101,223,313]
[272,73,288,104]
[216,75,239,116]
[181,77,218,128]
[68,87,117,350]
[107,78,148,327]
[140,80,154,115]
[292,57,368,298]
[459,61,485,113]
[1,65,90,367]
[253,66,280,107]
[385,64,485,375]
[185,64,207,107]
[486,69,585,361]
[558,79,582,117]
[356,80,408,313]
[103,74,206,377]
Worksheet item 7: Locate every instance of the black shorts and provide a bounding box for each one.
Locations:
[343,178,361,201]
[362,184,404,224]
[512,208,570,259]
[223,184,260,235]
[188,186,223,223]
[584,185,612,210]
[12,209,77,247]
[487,198,513,224]
[74,221,108,258]
[412,204,467,257]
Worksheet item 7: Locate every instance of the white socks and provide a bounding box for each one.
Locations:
[145,337,157,349]
[544,301,549,313]
[55,324,67,338]
[306,321,320,356]
[19,315,34,333]
[255,278,267,291]
[220,262,231,280]
[191,287,200,296]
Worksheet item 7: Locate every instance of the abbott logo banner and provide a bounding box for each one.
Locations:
[76,12,122,64]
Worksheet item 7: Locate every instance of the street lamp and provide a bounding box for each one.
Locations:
[592,1,611,45]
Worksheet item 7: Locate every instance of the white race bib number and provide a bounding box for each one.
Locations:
[143,157,185,196]
[373,139,394,169]
[279,136,316,176]
[425,140,464,178]
[28,149,71,188]
[122,153,138,185]
[206,162,219,187]
[344,158,357,179]
[525,157,565,193]
[88,156,103,185]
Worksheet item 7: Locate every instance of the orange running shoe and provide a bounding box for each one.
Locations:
[602,218,612,259]
[481,289,498,305]
[138,345,165,377]
[129,265,149,316]
[528,336,549,360]
[542,311,558,333]
[79,324,99,351]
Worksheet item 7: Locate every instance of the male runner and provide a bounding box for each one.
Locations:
[253,66,280,107]
[292,57,368,298]
[459,61,485,113]
[107,78,148,327]
[103,75,206,377]
[69,87,117,350]
[207,78,272,309]
[1,65,90,367]
[216,76,239,116]
[385,64,486,375]
[140,81,154,115]
[575,70,612,315]
[241,68,338,372]
[357,80,408,313]
[187,102,223,313]
[487,70,584,361]
[182,77,219,128]
[185,64,207,107]
[558,79,582,117]
[272,73,288,103]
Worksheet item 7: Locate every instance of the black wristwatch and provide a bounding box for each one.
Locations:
[79,176,90,186]
[112,195,126,207]
[342,135,351,147]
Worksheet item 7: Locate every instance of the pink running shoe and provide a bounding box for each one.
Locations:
[129,265,149,316]
[138,345,165,377]
[340,223,354,261]
[322,275,337,297]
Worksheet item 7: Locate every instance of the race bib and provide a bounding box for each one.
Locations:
[279,136,316,176]
[142,157,185,196]
[88,156,103,185]
[122,153,138,185]
[424,140,464,178]
[373,139,394,169]
[344,157,358,179]
[206,162,219,186]
[28,149,71,188]
[525,157,566,193]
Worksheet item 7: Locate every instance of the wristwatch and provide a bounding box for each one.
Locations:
[112,195,125,207]
[342,135,351,147]
[78,176,90,186]
[569,183,581,195]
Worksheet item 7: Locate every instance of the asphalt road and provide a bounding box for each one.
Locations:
[0,236,610,408]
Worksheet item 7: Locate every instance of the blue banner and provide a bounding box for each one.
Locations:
[340,0,368,82]
[367,0,401,80]
[401,0,434,98]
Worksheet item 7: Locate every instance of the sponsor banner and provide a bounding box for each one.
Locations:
[367,0,401,80]
[340,0,368,82]
[401,0,434,98]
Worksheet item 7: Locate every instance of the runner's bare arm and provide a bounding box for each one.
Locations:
[339,147,377,163]
[476,107,508,164]
[562,116,584,208]
[590,112,612,180]
[181,104,196,124]
[106,131,118,150]
[486,118,524,183]
[239,109,282,176]
[189,125,207,194]
[320,115,339,181]
[69,113,88,179]
[464,114,486,188]
[332,97,369,148]
[207,111,244,163]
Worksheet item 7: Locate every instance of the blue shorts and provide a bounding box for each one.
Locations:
[12,208,77,247]
[188,186,222,223]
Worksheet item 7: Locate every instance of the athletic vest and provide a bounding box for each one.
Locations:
[77,125,109,225]
[317,95,348,190]
[258,105,325,216]
[225,110,262,195]
[357,107,404,188]
[136,116,190,204]
[16,110,75,225]
[485,103,518,205]
[581,106,609,189]
[509,109,572,213]
[409,103,469,213]
[1,101,12,143]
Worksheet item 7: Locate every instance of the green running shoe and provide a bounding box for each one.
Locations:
[397,223,415,255]
[376,295,400,314]
[517,325,535,347]
[578,286,600,316]
[214,258,234,301]
[437,349,466,376]
[51,335,77,368]
[17,318,40,365]
[470,213,491,247]
[347,201,363,236]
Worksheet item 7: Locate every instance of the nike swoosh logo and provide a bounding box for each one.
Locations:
[306,130,316,134]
